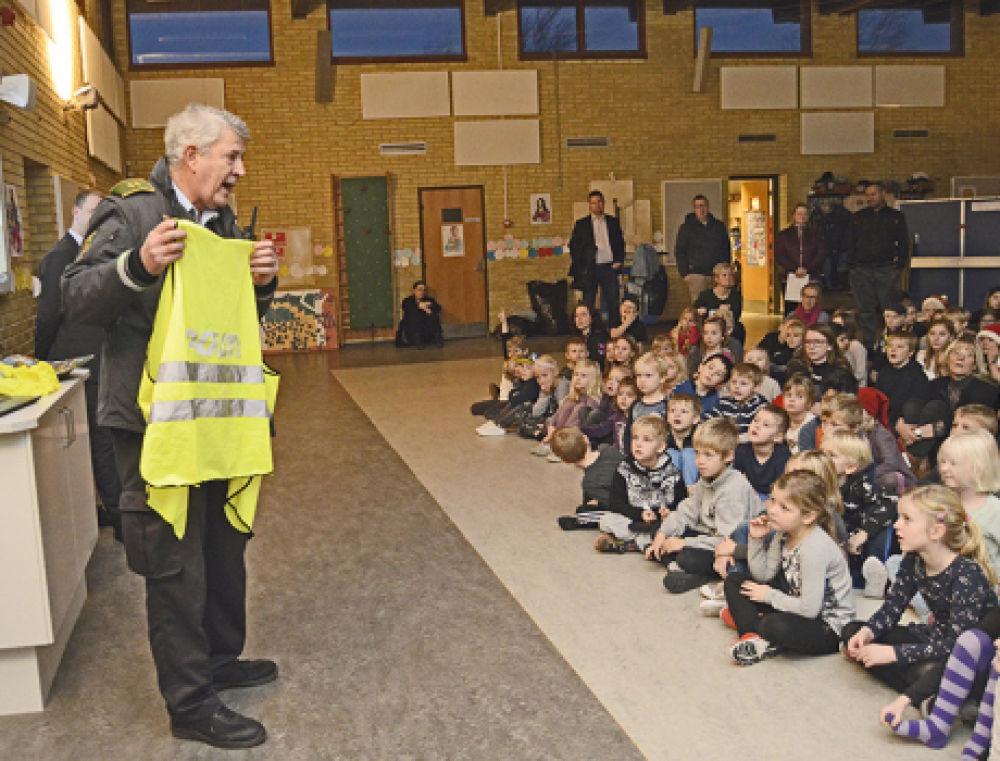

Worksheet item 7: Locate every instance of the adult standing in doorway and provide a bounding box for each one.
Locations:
[568,190,625,328]
[775,202,827,315]
[35,189,122,541]
[674,194,731,305]
[62,104,279,749]
[848,183,909,346]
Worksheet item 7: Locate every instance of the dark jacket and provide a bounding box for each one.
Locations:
[922,374,1000,414]
[774,224,827,280]
[568,214,625,290]
[62,158,276,432]
[674,212,731,277]
[35,232,106,367]
[842,465,897,538]
[848,205,909,268]
[580,328,610,370]
[608,452,688,523]
[692,287,743,322]
[873,359,930,427]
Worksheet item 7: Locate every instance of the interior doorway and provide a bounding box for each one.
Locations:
[419,187,488,338]
[728,175,780,316]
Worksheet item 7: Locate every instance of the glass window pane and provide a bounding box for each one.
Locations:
[695,7,801,53]
[520,5,578,52]
[584,2,639,51]
[329,7,463,58]
[130,11,271,65]
[858,9,951,53]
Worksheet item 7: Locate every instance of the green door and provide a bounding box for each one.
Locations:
[342,177,394,329]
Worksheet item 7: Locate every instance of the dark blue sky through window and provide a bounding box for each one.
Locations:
[130,11,271,65]
[858,9,951,52]
[584,5,639,51]
[695,8,801,53]
[329,7,463,57]
[521,6,578,52]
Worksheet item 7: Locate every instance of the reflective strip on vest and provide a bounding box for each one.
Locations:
[157,361,265,384]
[149,398,269,423]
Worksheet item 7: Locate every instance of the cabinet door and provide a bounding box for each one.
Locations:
[63,383,98,585]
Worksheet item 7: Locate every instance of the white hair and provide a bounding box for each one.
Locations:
[164,103,249,167]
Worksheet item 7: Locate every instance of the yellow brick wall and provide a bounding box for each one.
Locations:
[113,0,999,337]
[0,0,123,356]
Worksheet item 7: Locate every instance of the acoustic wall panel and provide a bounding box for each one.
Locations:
[452,70,538,116]
[86,104,122,172]
[800,67,873,109]
[454,120,540,166]
[80,18,126,121]
[130,79,226,128]
[801,112,874,155]
[360,72,450,119]
[720,67,797,110]
[875,66,945,107]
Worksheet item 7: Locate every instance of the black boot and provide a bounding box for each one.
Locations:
[171,706,266,749]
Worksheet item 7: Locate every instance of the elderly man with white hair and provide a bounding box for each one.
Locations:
[63,104,279,749]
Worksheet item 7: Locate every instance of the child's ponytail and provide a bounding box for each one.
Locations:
[962,519,998,588]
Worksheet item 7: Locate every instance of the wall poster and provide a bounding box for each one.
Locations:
[530,193,552,224]
[442,224,464,257]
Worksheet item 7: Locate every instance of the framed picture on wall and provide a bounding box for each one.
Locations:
[5,184,24,259]
[530,193,552,225]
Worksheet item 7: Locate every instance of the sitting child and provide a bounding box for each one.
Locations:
[744,347,781,401]
[611,378,639,452]
[953,403,1000,438]
[621,352,670,457]
[708,362,768,441]
[552,427,625,531]
[476,357,539,436]
[645,417,764,594]
[579,364,631,446]
[651,334,675,359]
[537,359,602,458]
[666,393,700,486]
[723,470,855,666]
[819,429,898,594]
[834,393,916,494]
[515,355,561,441]
[609,335,639,371]
[672,354,733,419]
[555,337,589,404]
[733,405,792,498]
[686,314,737,375]
[470,334,526,416]
[671,307,700,356]
[660,351,688,398]
[876,330,930,433]
[782,373,817,455]
[759,316,805,386]
[594,415,688,553]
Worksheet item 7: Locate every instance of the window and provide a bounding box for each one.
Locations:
[519,0,644,58]
[857,2,960,55]
[328,0,465,62]
[127,1,273,67]
[695,1,808,55]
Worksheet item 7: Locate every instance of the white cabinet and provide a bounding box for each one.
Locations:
[0,376,98,714]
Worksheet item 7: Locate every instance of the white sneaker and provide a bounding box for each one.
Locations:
[700,599,726,617]
[667,561,682,573]
[476,422,506,437]
[532,443,551,456]
[699,582,725,601]
[731,634,777,666]
[863,556,888,599]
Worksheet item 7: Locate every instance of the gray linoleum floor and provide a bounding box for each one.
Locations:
[0,352,643,760]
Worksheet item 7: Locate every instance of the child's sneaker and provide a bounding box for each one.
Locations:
[476,421,506,436]
[730,634,777,666]
[546,453,563,463]
[720,606,737,630]
[862,556,888,599]
[699,599,726,617]
[558,516,585,531]
[532,443,551,456]
[700,581,725,601]
[595,533,625,553]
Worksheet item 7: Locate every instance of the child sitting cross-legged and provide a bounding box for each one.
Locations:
[537,359,603,460]
[645,417,764,594]
[707,362,768,442]
[552,427,624,531]
[723,470,856,665]
[514,355,561,441]
[744,347,781,402]
[578,364,632,447]
[733,405,792,499]
[594,415,688,554]
[666,393,700,487]
[476,357,539,436]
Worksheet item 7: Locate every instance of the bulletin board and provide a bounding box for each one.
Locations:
[262,289,339,353]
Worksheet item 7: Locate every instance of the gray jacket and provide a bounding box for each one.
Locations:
[62,158,276,432]
[657,466,763,551]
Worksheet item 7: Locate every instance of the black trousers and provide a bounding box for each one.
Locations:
[84,377,121,522]
[840,620,943,704]
[657,530,717,576]
[113,429,249,722]
[582,263,621,328]
[724,572,841,655]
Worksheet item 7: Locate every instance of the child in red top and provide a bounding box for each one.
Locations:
[671,308,700,357]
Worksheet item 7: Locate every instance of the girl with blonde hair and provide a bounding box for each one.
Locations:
[541,359,603,451]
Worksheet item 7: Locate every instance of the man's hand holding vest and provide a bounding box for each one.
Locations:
[249,239,278,287]
[141,219,188,276]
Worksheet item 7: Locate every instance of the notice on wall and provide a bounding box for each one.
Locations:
[745,210,767,267]
[442,224,465,257]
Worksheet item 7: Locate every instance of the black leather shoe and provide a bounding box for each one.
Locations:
[212,659,278,691]
[171,706,266,749]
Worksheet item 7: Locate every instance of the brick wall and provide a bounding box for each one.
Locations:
[0,0,122,356]
[109,0,1000,336]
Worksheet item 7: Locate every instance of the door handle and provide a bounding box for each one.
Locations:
[59,408,73,448]
[67,406,77,447]
[475,258,485,274]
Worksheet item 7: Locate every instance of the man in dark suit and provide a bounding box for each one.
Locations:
[35,188,121,539]
[568,190,625,328]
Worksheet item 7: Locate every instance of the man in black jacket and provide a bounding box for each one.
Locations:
[848,183,910,346]
[674,195,732,305]
[62,104,278,749]
[35,189,122,538]
[568,190,625,328]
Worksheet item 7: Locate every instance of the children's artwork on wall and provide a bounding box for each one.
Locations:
[530,193,552,224]
[263,289,339,352]
[263,227,314,286]
[442,224,464,256]
[745,210,767,267]
[5,184,24,258]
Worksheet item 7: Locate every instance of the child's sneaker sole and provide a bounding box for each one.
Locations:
[730,635,777,666]
[700,599,726,617]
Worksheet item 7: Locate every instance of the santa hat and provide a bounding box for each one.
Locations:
[977,323,1000,348]
[922,296,947,312]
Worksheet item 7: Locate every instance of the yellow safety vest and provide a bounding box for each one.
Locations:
[138,220,279,538]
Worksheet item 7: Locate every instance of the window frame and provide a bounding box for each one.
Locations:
[855,0,964,58]
[693,0,812,59]
[517,0,647,61]
[326,0,468,65]
[126,0,276,71]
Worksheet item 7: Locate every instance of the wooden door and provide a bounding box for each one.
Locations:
[419,187,487,338]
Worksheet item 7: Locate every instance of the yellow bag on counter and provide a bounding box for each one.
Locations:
[0,362,61,396]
